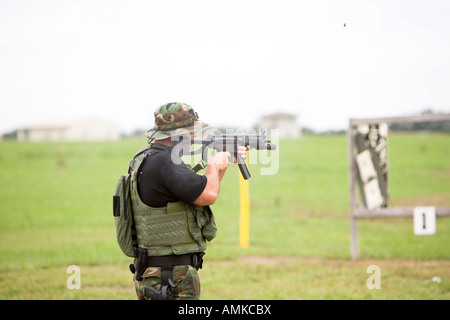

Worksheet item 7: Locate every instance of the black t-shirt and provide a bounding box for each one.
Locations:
[137,148,207,207]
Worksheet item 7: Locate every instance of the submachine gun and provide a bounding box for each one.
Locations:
[188,131,277,180]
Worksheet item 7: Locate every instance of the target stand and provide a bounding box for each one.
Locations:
[347,113,450,260]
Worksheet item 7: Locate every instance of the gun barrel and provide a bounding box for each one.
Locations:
[188,133,276,180]
[192,135,277,150]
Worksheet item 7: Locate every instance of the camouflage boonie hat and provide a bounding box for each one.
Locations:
[145,102,208,140]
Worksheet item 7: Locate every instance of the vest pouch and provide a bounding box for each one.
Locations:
[192,205,217,242]
[113,174,136,258]
[136,202,194,247]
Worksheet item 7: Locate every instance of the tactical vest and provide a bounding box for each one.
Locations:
[128,145,217,257]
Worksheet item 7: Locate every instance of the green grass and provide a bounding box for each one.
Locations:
[0,133,449,299]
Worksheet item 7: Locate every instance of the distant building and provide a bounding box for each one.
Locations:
[17,118,121,142]
[257,113,301,138]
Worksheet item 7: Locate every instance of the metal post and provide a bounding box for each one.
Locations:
[239,157,250,248]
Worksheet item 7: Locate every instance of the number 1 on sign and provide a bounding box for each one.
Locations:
[422,213,426,230]
[414,207,436,235]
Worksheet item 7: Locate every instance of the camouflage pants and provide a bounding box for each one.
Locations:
[134,265,201,300]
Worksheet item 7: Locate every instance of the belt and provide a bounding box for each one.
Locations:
[147,252,204,269]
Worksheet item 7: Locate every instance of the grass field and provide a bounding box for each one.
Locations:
[0,133,449,299]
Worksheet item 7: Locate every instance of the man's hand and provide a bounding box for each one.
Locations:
[208,145,250,167]
[207,151,231,171]
[233,145,250,163]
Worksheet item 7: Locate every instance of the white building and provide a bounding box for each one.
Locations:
[17,118,121,142]
[258,113,301,138]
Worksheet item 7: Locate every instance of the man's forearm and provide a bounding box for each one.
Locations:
[193,163,224,206]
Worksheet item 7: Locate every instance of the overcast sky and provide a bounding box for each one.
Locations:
[1,0,450,134]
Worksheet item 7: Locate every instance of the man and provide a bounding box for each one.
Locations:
[131,102,247,300]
